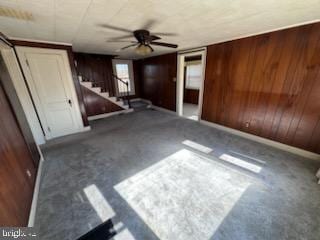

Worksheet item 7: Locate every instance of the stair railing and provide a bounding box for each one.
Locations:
[112,74,131,109]
[78,74,131,109]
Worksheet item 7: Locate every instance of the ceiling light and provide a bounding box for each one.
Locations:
[135,44,152,55]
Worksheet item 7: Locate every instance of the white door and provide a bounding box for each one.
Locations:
[16,47,84,139]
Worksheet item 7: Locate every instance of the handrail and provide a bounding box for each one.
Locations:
[112,73,128,85]
[112,73,131,109]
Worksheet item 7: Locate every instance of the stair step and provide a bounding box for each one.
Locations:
[80,78,129,110]
[109,96,117,102]
[100,92,109,98]
[80,81,92,88]
[91,87,101,93]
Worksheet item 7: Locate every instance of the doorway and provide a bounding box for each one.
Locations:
[16,47,84,140]
[176,48,206,121]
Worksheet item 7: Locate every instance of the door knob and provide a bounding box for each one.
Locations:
[68,99,72,107]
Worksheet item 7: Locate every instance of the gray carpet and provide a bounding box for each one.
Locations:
[36,108,320,240]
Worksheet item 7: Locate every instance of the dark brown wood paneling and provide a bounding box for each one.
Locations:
[184,89,199,104]
[81,86,123,116]
[183,64,199,104]
[202,22,320,154]
[132,59,143,99]
[0,82,36,226]
[74,52,115,97]
[0,54,40,166]
[140,53,177,111]
[75,52,130,116]
[10,40,89,126]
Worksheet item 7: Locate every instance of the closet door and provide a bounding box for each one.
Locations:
[0,82,36,226]
[16,47,84,139]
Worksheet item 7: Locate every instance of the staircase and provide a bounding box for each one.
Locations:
[79,75,129,109]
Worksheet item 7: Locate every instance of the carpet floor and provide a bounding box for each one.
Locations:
[36,108,320,240]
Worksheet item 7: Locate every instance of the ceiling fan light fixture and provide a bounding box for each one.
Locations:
[135,44,152,55]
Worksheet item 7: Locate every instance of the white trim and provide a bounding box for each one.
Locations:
[9,37,72,46]
[28,152,44,227]
[176,48,207,119]
[149,105,320,160]
[0,48,46,145]
[200,120,320,161]
[0,41,11,49]
[88,109,133,121]
[80,126,91,132]
[178,47,207,55]
[130,98,142,102]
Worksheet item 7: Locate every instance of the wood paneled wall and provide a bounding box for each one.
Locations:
[74,52,115,96]
[139,53,177,111]
[0,54,40,166]
[81,86,123,116]
[202,23,320,154]
[184,89,199,104]
[132,60,143,99]
[0,68,36,226]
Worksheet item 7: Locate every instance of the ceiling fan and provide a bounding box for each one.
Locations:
[98,21,178,55]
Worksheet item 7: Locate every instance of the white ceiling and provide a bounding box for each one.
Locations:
[0,0,319,59]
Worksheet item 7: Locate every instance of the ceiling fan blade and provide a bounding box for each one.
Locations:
[152,32,178,37]
[98,23,132,33]
[106,40,137,43]
[106,35,134,41]
[150,41,178,48]
[142,19,158,30]
[116,43,139,52]
[150,35,161,41]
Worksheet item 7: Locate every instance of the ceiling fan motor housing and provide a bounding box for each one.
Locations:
[134,29,151,44]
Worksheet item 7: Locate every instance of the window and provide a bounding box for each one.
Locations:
[115,64,130,93]
[112,60,135,95]
[185,63,202,90]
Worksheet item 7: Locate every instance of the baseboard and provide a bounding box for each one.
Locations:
[81,126,91,132]
[149,104,320,161]
[88,109,134,121]
[130,98,142,102]
[200,120,320,161]
[139,98,152,105]
[28,155,44,227]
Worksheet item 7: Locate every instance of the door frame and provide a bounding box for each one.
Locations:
[0,47,46,145]
[16,46,85,140]
[176,47,207,120]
